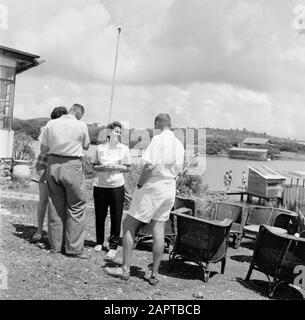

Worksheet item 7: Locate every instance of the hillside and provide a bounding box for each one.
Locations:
[12,118,305,156]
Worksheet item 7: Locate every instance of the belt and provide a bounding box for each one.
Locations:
[48,154,82,160]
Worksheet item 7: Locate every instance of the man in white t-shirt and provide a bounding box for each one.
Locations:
[106,113,185,285]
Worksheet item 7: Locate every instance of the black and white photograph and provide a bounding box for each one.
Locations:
[1,0,305,306]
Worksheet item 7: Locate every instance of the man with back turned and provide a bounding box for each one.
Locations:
[106,113,185,284]
[40,103,90,259]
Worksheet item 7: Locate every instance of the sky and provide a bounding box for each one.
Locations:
[1,0,305,139]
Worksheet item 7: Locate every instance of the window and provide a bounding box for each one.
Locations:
[0,65,15,130]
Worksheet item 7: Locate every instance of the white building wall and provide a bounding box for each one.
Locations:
[0,129,14,158]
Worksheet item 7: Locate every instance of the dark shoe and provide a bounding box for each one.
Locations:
[31,232,43,243]
[66,252,89,259]
[148,276,159,286]
[105,267,130,280]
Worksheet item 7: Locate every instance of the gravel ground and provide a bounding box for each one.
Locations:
[0,195,304,300]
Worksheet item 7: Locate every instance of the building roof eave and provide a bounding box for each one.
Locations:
[0,45,43,74]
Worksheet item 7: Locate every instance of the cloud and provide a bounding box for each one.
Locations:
[2,0,305,139]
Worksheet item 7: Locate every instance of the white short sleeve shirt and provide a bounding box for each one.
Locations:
[93,142,131,188]
[142,129,185,180]
[40,114,90,157]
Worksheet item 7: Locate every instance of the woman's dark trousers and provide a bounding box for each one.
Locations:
[93,186,125,250]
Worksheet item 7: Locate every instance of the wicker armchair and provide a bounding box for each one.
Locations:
[297,203,305,234]
[243,205,298,239]
[246,225,305,297]
[134,196,195,249]
[169,212,232,282]
[210,201,248,249]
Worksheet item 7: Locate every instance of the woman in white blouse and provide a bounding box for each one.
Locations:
[92,121,131,259]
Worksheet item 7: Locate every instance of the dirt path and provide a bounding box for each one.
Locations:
[0,190,95,208]
[0,196,304,300]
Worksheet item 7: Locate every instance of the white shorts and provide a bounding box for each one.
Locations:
[128,178,176,223]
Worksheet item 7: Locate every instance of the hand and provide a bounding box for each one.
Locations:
[93,164,113,172]
[103,164,117,171]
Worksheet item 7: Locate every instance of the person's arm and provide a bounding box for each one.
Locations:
[94,163,130,173]
[40,126,49,153]
[113,164,130,172]
[91,146,115,172]
[111,146,132,173]
[82,124,90,151]
[40,144,49,154]
[137,162,154,188]
[136,137,158,188]
[92,147,108,171]
[93,164,112,172]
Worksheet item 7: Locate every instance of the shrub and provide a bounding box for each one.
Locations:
[176,174,208,198]
[13,133,35,161]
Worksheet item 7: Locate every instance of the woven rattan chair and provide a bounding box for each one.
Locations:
[169,212,232,282]
[243,206,298,239]
[210,201,248,249]
[297,203,305,234]
[297,203,305,217]
[134,196,195,249]
[246,225,305,297]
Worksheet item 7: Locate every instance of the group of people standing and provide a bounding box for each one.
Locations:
[223,170,247,192]
[223,170,233,192]
[32,105,184,285]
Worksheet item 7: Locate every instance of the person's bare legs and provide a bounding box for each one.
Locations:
[150,220,165,278]
[105,214,141,279]
[121,215,141,273]
[36,199,48,234]
[33,183,48,240]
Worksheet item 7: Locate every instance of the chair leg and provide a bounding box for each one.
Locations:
[168,252,176,272]
[133,236,139,250]
[245,262,254,281]
[232,234,236,247]
[221,257,226,274]
[165,237,175,253]
[234,234,242,249]
[203,263,210,283]
[269,279,285,298]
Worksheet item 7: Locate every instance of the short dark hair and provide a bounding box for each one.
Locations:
[107,121,122,130]
[72,103,84,115]
[50,106,68,119]
[154,113,171,128]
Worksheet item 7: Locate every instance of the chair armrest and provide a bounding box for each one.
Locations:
[171,211,233,228]
[171,207,193,216]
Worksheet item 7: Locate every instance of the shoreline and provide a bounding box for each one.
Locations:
[206,153,305,162]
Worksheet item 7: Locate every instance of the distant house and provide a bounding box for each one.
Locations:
[229,147,268,161]
[296,140,305,146]
[238,137,271,149]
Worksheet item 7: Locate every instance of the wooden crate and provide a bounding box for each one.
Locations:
[247,166,285,199]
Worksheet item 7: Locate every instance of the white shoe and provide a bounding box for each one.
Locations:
[94,244,102,252]
[106,249,117,259]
